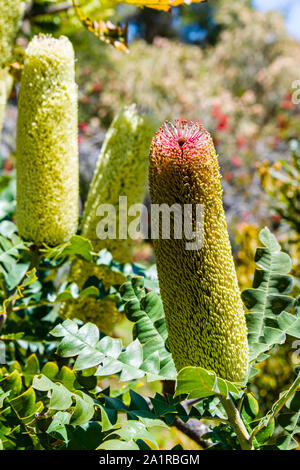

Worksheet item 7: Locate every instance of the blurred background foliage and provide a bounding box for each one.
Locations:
[1,0,299,447]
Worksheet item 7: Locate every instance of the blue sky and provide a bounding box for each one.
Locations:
[253,0,300,41]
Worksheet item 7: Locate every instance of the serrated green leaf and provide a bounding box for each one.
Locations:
[42,235,93,262]
[120,277,176,380]
[23,354,40,387]
[98,439,139,450]
[251,374,300,441]
[242,227,296,361]
[32,372,94,426]
[47,411,71,444]
[51,319,176,382]
[175,366,241,399]
[255,417,275,444]
[9,387,42,423]
[241,393,259,423]
[103,420,164,449]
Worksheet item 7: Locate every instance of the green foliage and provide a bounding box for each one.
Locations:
[50,313,176,382]
[242,228,300,372]
[259,141,300,235]
[0,223,30,293]
[0,0,297,452]
[0,206,298,450]
[0,111,299,451]
[0,355,43,449]
[120,276,176,379]
[175,367,242,400]
[250,374,300,449]
[33,369,95,425]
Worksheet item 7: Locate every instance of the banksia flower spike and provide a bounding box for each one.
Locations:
[16,35,79,247]
[82,104,157,262]
[60,105,156,333]
[149,120,249,382]
[0,0,24,139]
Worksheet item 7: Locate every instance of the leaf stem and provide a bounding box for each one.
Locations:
[220,395,253,450]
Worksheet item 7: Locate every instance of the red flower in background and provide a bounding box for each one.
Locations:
[236,136,246,148]
[212,105,229,131]
[212,105,222,119]
[224,172,233,182]
[216,114,228,131]
[280,92,297,111]
[277,113,288,129]
[232,155,242,167]
[91,82,102,93]
[3,159,13,172]
[272,214,281,223]
[79,122,89,133]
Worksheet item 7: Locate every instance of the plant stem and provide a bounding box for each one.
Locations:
[220,395,253,450]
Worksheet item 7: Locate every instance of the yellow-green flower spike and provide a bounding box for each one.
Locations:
[82,104,157,263]
[16,34,79,247]
[0,0,23,67]
[61,105,156,331]
[149,120,249,382]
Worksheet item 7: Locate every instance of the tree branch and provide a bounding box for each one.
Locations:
[145,394,211,449]
[220,396,253,450]
[25,1,73,19]
[172,417,211,449]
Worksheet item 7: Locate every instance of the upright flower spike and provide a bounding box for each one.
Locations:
[60,105,156,332]
[149,120,249,382]
[16,35,79,247]
[82,104,157,262]
[0,0,24,139]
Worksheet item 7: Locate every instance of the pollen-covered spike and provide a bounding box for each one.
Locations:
[60,105,157,332]
[82,104,157,263]
[0,0,23,68]
[149,119,249,382]
[16,34,79,247]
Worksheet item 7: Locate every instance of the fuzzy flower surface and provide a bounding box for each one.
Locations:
[82,104,157,262]
[61,105,156,331]
[0,0,23,67]
[149,119,249,382]
[16,34,79,247]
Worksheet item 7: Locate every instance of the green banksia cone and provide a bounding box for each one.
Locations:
[82,104,157,263]
[0,0,23,138]
[149,120,248,382]
[0,0,23,67]
[16,34,79,247]
[61,105,156,332]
